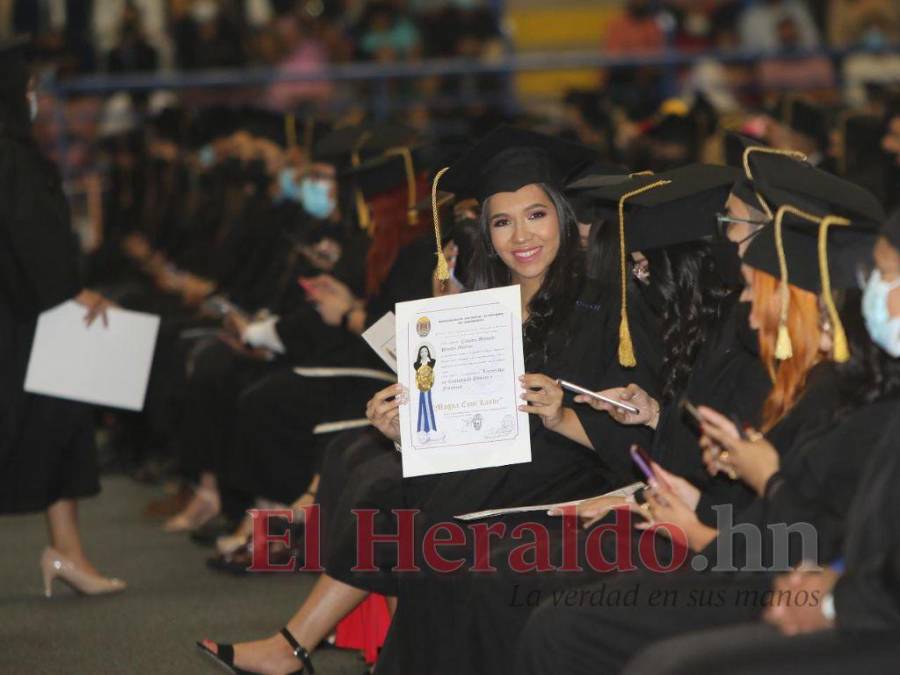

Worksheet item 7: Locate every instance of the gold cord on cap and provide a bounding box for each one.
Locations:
[767,204,849,362]
[431,167,451,283]
[385,146,418,226]
[352,131,373,233]
[616,179,671,367]
[741,146,807,221]
[818,215,851,362]
[303,116,315,154]
[628,170,655,177]
[284,114,297,149]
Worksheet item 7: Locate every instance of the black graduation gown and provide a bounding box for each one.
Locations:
[516,370,899,675]
[215,235,435,504]
[0,135,99,513]
[374,282,664,675]
[652,296,772,527]
[386,296,768,675]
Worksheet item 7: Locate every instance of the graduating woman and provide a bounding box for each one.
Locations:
[621,208,900,675]
[410,164,775,675]
[197,127,662,674]
[0,37,124,596]
[517,154,889,675]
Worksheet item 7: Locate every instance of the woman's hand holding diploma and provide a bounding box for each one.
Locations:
[367,384,406,443]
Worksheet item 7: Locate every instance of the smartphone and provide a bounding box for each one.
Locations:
[681,399,750,441]
[680,398,703,425]
[629,444,671,491]
[558,380,640,415]
[298,278,318,295]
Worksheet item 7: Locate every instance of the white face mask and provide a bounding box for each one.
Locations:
[862,269,900,357]
[28,92,38,121]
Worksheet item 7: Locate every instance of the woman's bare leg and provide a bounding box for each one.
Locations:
[46,498,99,575]
[202,574,368,674]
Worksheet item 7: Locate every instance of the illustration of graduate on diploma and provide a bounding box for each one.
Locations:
[413,344,444,444]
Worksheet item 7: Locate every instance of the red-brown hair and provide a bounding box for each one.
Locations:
[364,173,429,298]
[750,269,823,432]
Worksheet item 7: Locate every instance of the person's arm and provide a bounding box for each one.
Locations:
[519,374,593,449]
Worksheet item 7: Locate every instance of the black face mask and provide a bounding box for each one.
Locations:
[734,300,760,356]
[709,238,744,288]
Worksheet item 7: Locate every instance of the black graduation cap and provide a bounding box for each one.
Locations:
[741,160,883,364]
[771,96,829,150]
[724,132,767,169]
[564,160,629,224]
[743,222,874,294]
[311,122,416,167]
[750,150,885,227]
[187,105,238,148]
[568,165,739,365]
[242,108,287,147]
[148,106,187,144]
[437,126,597,203]
[344,146,436,225]
[567,164,740,250]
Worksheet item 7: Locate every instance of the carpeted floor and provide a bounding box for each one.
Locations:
[0,477,366,675]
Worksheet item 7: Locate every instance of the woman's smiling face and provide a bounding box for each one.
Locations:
[486,183,561,285]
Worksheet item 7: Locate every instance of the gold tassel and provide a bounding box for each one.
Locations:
[385,146,418,226]
[352,132,372,233]
[818,215,852,362]
[431,167,451,282]
[772,206,793,360]
[284,113,297,149]
[775,323,793,360]
[616,179,671,367]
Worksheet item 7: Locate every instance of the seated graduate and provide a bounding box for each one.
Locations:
[196,125,662,675]
[516,151,888,675]
[204,148,468,571]
[620,207,900,675]
[162,123,410,534]
[412,163,774,675]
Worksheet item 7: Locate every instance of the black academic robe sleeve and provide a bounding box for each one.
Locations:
[570,282,663,484]
[0,138,81,316]
[834,413,900,632]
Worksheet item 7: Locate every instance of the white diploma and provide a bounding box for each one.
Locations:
[24,301,160,411]
[454,482,646,521]
[396,285,531,477]
[362,311,398,373]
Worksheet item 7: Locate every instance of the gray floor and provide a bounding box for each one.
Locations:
[0,477,365,675]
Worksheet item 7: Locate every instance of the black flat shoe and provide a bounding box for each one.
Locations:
[196,627,315,674]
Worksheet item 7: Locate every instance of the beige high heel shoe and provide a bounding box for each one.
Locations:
[162,486,220,533]
[41,547,127,598]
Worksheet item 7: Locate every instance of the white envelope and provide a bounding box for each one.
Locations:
[24,301,160,411]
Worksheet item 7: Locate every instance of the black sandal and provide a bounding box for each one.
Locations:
[196,627,315,674]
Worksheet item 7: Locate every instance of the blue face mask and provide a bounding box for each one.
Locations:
[198,145,216,169]
[300,178,336,219]
[278,168,304,204]
[862,269,900,357]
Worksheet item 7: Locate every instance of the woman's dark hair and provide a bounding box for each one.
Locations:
[469,182,584,371]
[0,46,32,141]
[836,289,900,414]
[643,241,735,403]
[414,346,434,369]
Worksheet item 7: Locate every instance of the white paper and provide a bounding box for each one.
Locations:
[454,482,646,521]
[24,301,160,411]
[396,285,530,477]
[362,311,398,373]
